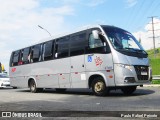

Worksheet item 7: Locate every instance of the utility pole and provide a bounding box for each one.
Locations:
[148,16,158,58]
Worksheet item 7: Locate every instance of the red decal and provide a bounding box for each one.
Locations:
[12,68,16,72]
[109,75,113,78]
[95,56,103,66]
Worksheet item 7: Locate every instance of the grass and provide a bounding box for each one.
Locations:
[146,48,160,75]
[147,48,160,59]
[146,48,160,84]
[152,80,160,84]
[149,59,160,75]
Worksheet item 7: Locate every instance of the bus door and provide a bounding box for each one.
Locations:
[85,29,115,87]
[70,32,87,88]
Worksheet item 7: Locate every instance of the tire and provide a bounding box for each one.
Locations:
[29,80,43,93]
[121,86,137,95]
[56,88,66,93]
[91,77,108,96]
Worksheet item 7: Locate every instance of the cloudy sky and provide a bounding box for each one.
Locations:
[0,0,160,72]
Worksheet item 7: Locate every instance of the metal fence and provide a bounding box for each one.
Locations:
[152,75,160,80]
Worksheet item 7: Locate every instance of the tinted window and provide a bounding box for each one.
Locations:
[12,51,20,66]
[70,32,87,56]
[89,34,103,49]
[18,50,23,65]
[33,44,41,62]
[22,48,30,63]
[56,36,69,58]
[86,29,111,54]
[44,41,53,60]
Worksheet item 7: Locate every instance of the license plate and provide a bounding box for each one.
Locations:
[141,72,147,75]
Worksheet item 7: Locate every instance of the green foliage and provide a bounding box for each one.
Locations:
[149,59,160,75]
[152,80,160,84]
[147,48,160,59]
[146,48,160,75]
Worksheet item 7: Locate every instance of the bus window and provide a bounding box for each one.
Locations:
[18,50,23,65]
[55,36,69,59]
[12,51,20,66]
[70,32,87,56]
[87,31,111,54]
[44,41,53,60]
[22,47,30,64]
[89,34,103,49]
[33,44,41,62]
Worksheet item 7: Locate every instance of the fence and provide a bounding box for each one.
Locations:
[152,75,160,80]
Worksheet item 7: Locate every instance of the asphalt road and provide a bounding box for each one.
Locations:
[0,87,160,119]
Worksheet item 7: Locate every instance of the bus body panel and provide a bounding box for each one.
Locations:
[31,58,71,88]
[10,64,31,88]
[111,49,151,86]
[28,61,59,88]
[111,49,149,65]
[85,53,115,87]
[55,58,71,88]
[70,55,87,88]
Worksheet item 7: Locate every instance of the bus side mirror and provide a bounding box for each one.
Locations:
[92,30,100,40]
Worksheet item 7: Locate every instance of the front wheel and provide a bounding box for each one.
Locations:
[121,86,137,95]
[91,77,108,96]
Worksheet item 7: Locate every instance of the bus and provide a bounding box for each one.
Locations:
[9,25,152,96]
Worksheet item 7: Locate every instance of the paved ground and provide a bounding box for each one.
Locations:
[0,86,160,119]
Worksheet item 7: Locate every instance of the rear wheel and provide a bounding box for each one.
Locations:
[29,80,43,93]
[121,86,137,95]
[91,77,108,96]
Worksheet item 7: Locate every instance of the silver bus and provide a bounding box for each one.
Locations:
[9,25,152,96]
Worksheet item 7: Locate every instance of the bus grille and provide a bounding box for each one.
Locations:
[134,65,149,80]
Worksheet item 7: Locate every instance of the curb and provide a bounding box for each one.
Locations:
[143,84,160,87]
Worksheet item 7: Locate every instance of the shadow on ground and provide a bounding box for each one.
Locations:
[16,87,155,97]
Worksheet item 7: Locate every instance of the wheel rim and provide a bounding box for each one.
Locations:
[94,81,105,93]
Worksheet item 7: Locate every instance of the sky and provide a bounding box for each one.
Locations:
[0,0,160,72]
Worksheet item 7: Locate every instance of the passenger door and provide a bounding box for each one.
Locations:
[85,29,115,86]
[70,32,87,88]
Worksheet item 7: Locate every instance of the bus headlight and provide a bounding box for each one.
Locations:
[116,64,132,71]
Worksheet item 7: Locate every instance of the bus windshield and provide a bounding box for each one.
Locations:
[102,26,147,55]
